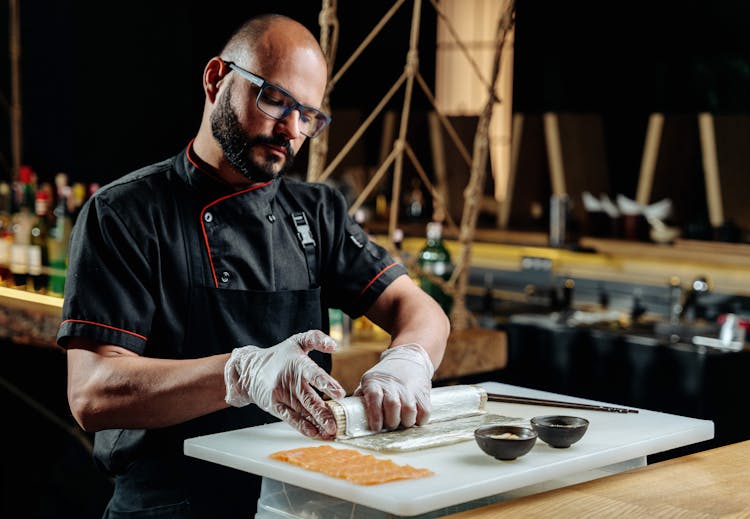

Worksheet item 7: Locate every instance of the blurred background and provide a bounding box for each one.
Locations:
[5,1,750,199]
[2,1,750,517]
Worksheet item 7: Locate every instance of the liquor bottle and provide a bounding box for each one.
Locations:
[417,221,454,314]
[403,178,425,222]
[0,182,12,284]
[29,190,51,292]
[375,184,389,222]
[393,227,420,284]
[392,227,405,263]
[328,308,350,348]
[10,166,36,289]
[69,182,87,221]
[47,182,73,296]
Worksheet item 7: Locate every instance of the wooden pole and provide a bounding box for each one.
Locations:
[499,113,523,228]
[698,112,725,228]
[635,113,664,206]
[544,112,566,196]
[490,19,515,216]
[388,0,423,243]
[307,0,339,182]
[450,0,515,331]
[10,0,22,182]
[428,111,450,222]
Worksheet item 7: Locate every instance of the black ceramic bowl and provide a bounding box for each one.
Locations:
[474,425,538,460]
[530,415,589,448]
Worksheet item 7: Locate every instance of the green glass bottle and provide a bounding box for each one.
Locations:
[47,181,73,297]
[417,222,454,314]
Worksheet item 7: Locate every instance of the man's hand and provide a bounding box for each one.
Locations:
[224,330,346,439]
[354,343,435,433]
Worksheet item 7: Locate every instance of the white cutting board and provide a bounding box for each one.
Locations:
[184,382,714,516]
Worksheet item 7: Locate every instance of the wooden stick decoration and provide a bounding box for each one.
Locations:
[450,0,516,331]
[635,113,664,206]
[698,112,725,228]
[306,0,339,182]
[387,0,424,244]
[544,112,566,197]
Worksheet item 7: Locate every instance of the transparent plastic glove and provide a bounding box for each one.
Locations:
[224,330,346,439]
[354,343,435,433]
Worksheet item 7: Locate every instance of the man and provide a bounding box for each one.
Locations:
[59,13,449,518]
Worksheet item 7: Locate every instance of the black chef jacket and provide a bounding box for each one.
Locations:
[57,142,407,517]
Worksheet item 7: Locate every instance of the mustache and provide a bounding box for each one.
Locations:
[249,134,293,158]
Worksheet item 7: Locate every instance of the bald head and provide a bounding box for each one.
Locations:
[220,14,327,77]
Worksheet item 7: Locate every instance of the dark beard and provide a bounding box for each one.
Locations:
[210,87,295,182]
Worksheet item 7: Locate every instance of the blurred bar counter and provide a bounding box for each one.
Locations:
[381,227,750,298]
[0,286,62,347]
[2,230,749,356]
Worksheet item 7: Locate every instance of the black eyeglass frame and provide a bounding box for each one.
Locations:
[224,61,331,138]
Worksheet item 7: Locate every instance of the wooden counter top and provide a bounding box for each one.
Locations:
[445,439,750,518]
[0,286,62,316]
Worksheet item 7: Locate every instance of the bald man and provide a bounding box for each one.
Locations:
[59,13,448,518]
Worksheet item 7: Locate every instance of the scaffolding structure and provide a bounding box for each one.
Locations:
[3,1,518,330]
[307,0,516,330]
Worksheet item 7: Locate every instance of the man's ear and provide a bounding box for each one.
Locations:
[204,57,229,103]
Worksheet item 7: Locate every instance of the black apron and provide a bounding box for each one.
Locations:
[103,185,330,518]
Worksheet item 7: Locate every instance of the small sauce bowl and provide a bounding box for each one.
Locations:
[474,425,538,460]
[531,415,589,448]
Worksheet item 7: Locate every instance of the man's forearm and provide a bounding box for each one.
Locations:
[366,276,450,369]
[67,347,231,431]
[386,294,449,368]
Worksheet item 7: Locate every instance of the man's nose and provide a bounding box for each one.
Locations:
[274,109,303,140]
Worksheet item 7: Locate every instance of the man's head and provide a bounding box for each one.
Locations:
[197,14,328,184]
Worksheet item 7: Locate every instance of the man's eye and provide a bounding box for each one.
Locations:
[261,93,285,108]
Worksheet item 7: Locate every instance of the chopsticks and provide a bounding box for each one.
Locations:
[487,393,639,414]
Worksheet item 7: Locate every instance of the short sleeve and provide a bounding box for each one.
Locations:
[57,195,156,353]
[317,187,407,317]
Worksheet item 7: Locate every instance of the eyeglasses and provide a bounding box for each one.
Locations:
[225,61,331,138]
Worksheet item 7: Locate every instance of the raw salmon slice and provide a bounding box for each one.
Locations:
[269,445,434,485]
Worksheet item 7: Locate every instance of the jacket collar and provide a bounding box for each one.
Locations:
[176,140,280,203]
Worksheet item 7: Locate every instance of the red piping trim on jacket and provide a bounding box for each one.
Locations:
[60,319,148,342]
[200,181,273,287]
[186,138,201,171]
[185,139,275,287]
[358,262,399,297]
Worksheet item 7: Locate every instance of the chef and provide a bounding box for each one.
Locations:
[58,13,449,519]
